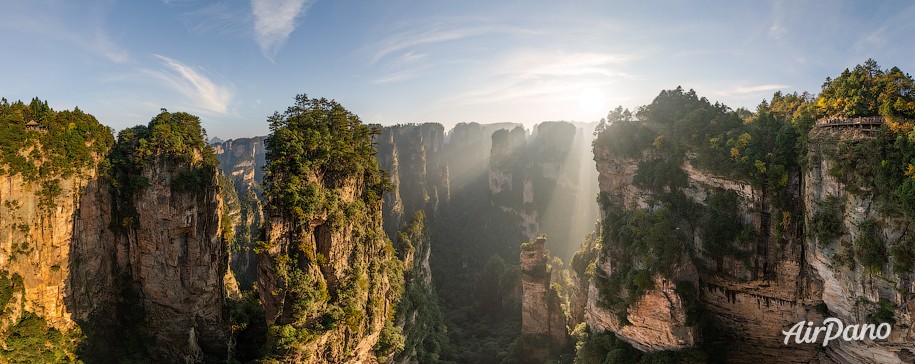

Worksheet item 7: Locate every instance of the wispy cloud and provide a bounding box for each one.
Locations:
[251,0,315,59]
[145,55,234,114]
[368,23,537,65]
[182,2,251,38]
[724,84,790,96]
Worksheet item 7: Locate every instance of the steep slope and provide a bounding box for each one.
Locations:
[257,95,404,363]
[805,126,915,363]
[0,98,114,361]
[581,65,915,363]
[583,90,823,363]
[213,136,267,289]
[73,111,232,362]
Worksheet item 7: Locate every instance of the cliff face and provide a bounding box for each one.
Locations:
[0,171,96,331]
[589,138,823,362]
[805,127,915,363]
[72,112,232,363]
[587,105,915,363]
[519,237,569,362]
[256,96,403,363]
[375,124,449,238]
[213,137,266,290]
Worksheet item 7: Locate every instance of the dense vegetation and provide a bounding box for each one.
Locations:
[817,59,915,123]
[107,111,219,231]
[260,94,403,361]
[430,176,526,363]
[0,98,113,210]
[0,97,113,179]
[581,59,915,362]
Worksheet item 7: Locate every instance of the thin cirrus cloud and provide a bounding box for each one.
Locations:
[251,0,315,59]
[727,84,791,95]
[144,55,234,115]
[368,23,537,65]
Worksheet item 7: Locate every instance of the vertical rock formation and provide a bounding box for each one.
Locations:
[213,136,267,289]
[519,237,569,362]
[375,123,449,238]
[580,90,833,363]
[257,95,403,363]
[805,127,915,363]
[1,172,97,331]
[489,121,598,259]
[72,112,232,363]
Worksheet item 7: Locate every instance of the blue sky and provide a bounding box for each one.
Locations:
[1,0,914,139]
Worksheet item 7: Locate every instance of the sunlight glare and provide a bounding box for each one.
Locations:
[578,87,608,117]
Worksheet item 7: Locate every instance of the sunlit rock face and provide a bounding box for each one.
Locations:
[0,170,97,331]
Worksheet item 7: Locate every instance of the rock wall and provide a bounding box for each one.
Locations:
[375,123,449,238]
[213,136,266,290]
[805,128,915,363]
[125,157,231,362]
[0,171,96,331]
[589,133,822,362]
[587,124,915,362]
[519,237,569,362]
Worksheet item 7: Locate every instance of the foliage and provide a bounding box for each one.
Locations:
[228,290,267,362]
[854,220,886,273]
[107,111,218,232]
[373,321,405,361]
[0,98,114,181]
[261,95,403,361]
[594,198,685,322]
[264,94,391,223]
[816,59,915,123]
[593,107,656,158]
[1,312,81,363]
[890,234,915,274]
[700,189,746,262]
[810,197,844,245]
[392,212,447,363]
[866,298,897,325]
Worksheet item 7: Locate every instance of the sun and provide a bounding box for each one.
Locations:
[578,87,608,117]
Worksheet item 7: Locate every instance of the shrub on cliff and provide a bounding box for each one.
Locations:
[0,97,114,180]
[260,94,403,361]
[107,111,219,231]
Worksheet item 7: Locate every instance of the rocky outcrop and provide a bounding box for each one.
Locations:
[213,137,266,290]
[589,127,822,362]
[805,127,915,363]
[375,124,449,238]
[0,171,96,331]
[71,112,232,363]
[519,237,569,362]
[256,97,403,363]
[586,270,698,351]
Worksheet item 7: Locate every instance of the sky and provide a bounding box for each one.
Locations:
[2,0,915,139]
